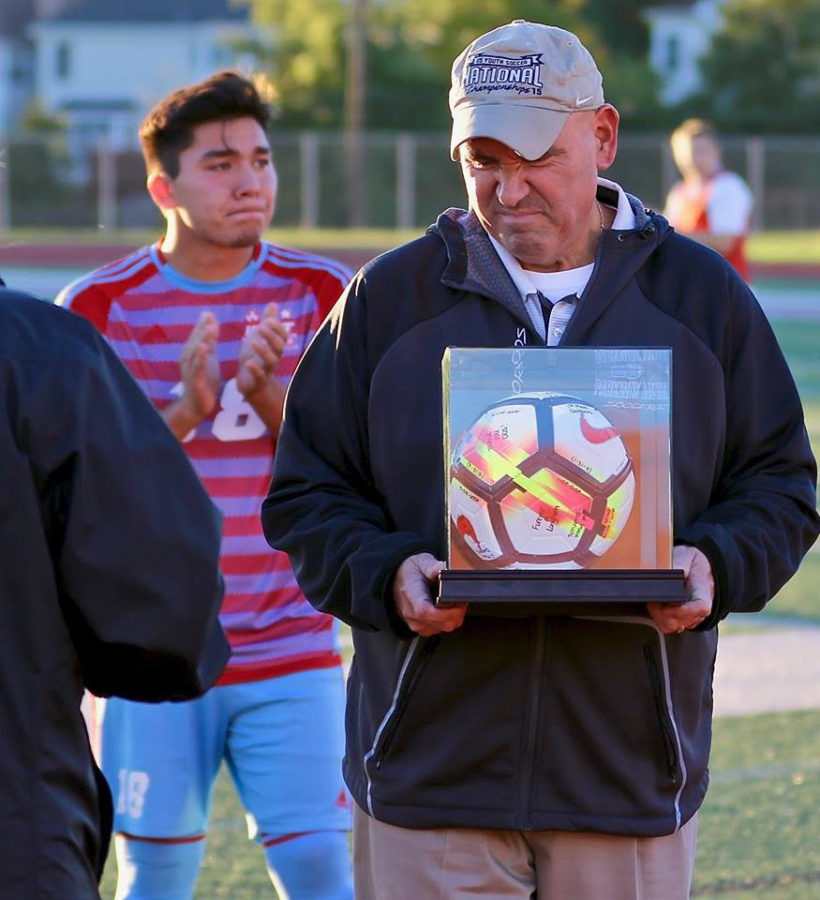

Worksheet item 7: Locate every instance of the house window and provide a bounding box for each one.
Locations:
[664,35,680,72]
[56,42,71,79]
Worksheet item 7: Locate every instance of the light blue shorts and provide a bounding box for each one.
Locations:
[98,666,350,841]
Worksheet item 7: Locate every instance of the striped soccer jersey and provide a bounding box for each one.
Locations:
[58,241,351,684]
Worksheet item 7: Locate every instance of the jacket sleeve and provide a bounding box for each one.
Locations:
[28,312,230,700]
[677,285,819,628]
[262,274,429,634]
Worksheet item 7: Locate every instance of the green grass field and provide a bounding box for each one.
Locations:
[762,321,820,626]
[693,710,820,899]
[747,232,820,267]
[92,249,819,898]
[98,710,820,899]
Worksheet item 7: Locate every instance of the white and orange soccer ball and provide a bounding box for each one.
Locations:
[449,392,635,569]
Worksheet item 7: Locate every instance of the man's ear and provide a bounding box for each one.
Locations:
[594,104,620,172]
[147,172,177,210]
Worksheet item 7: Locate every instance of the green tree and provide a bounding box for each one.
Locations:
[239,0,663,130]
[691,0,820,133]
[381,0,664,130]
[579,0,652,56]
[384,0,585,75]
[233,0,346,126]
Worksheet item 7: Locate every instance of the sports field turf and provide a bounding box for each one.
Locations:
[97,708,820,899]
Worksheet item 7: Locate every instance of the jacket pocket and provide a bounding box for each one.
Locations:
[643,643,680,780]
[372,636,439,770]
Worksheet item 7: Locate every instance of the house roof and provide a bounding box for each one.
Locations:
[45,0,249,23]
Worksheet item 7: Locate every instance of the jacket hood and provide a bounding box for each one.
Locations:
[427,192,672,344]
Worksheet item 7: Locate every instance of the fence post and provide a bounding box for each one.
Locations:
[396,133,416,230]
[299,131,320,229]
[660,139,676,210]
[344,0,369,227]
[0,140,10,231]
[746,136,765,232]
[96,136,116,232]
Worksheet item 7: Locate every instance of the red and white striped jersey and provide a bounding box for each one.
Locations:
[58,241,351,685]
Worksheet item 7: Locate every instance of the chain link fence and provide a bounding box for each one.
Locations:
[1,131,819,232]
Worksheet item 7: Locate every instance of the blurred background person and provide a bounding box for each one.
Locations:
[0,280,228,900]
[664,118,754,281]
[58,71,353,900]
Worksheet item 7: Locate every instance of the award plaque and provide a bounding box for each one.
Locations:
[437,347,685,613]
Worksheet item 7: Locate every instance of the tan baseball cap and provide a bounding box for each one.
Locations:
[449,20,605,161]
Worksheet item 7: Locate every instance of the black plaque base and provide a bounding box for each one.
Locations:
[436,569,686,616]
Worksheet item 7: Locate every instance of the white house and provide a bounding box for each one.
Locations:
[0,0,36,135]
[28,0,266,154]
[644,0,724,105]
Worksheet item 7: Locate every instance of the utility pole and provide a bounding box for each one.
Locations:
[344,0,368,227]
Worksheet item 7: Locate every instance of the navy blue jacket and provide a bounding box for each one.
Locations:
[0,286,228,898]
[262,199,819,835]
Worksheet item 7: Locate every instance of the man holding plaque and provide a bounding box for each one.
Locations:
[263,19,819,900]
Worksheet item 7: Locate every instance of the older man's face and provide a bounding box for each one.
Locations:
[458,107,618,272]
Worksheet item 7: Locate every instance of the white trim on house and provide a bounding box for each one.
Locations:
[644,1,723,105]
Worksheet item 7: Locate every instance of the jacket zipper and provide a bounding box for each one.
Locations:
[372,636,439,770]
[519,616,546,824]
[643,644,679,779]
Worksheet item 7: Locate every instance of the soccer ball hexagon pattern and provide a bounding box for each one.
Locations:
[449,392,635,569]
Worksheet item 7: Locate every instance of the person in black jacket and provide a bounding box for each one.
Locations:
[0,281,229,899]
[262,20,820,900]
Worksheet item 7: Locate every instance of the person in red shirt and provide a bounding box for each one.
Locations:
[58,71,353,900]
[664,119,754,281]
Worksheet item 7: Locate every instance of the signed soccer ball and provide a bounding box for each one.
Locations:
[449,393,635,569]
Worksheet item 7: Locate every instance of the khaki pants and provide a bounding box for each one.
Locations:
[353,803,698,899]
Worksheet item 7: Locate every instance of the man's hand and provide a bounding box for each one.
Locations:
[648,545,715,634]
[236,302,289,400]
[163,311,221,440]
[234,302,289,434]
[393,553,467,637]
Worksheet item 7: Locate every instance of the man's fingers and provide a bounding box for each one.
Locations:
[249,334,284,369]
[190,310,219,343]
[182,313,219,367]
[238,321,287,390]
[416,556,446,583]
[252,323,288,356]
[403,600,467,637]
[663,544,715,634]
[647,597,711,634]
[393,554,465,636]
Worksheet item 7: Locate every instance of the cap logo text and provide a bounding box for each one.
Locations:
[464,52,543,96]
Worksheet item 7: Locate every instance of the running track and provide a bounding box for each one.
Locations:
[1,243,819,321]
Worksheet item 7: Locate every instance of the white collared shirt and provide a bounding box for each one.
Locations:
[488,177,636,345]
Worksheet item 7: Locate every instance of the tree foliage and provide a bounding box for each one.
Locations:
[238,0,665,130]
[232,0,346,126]
[691,0,820,133]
